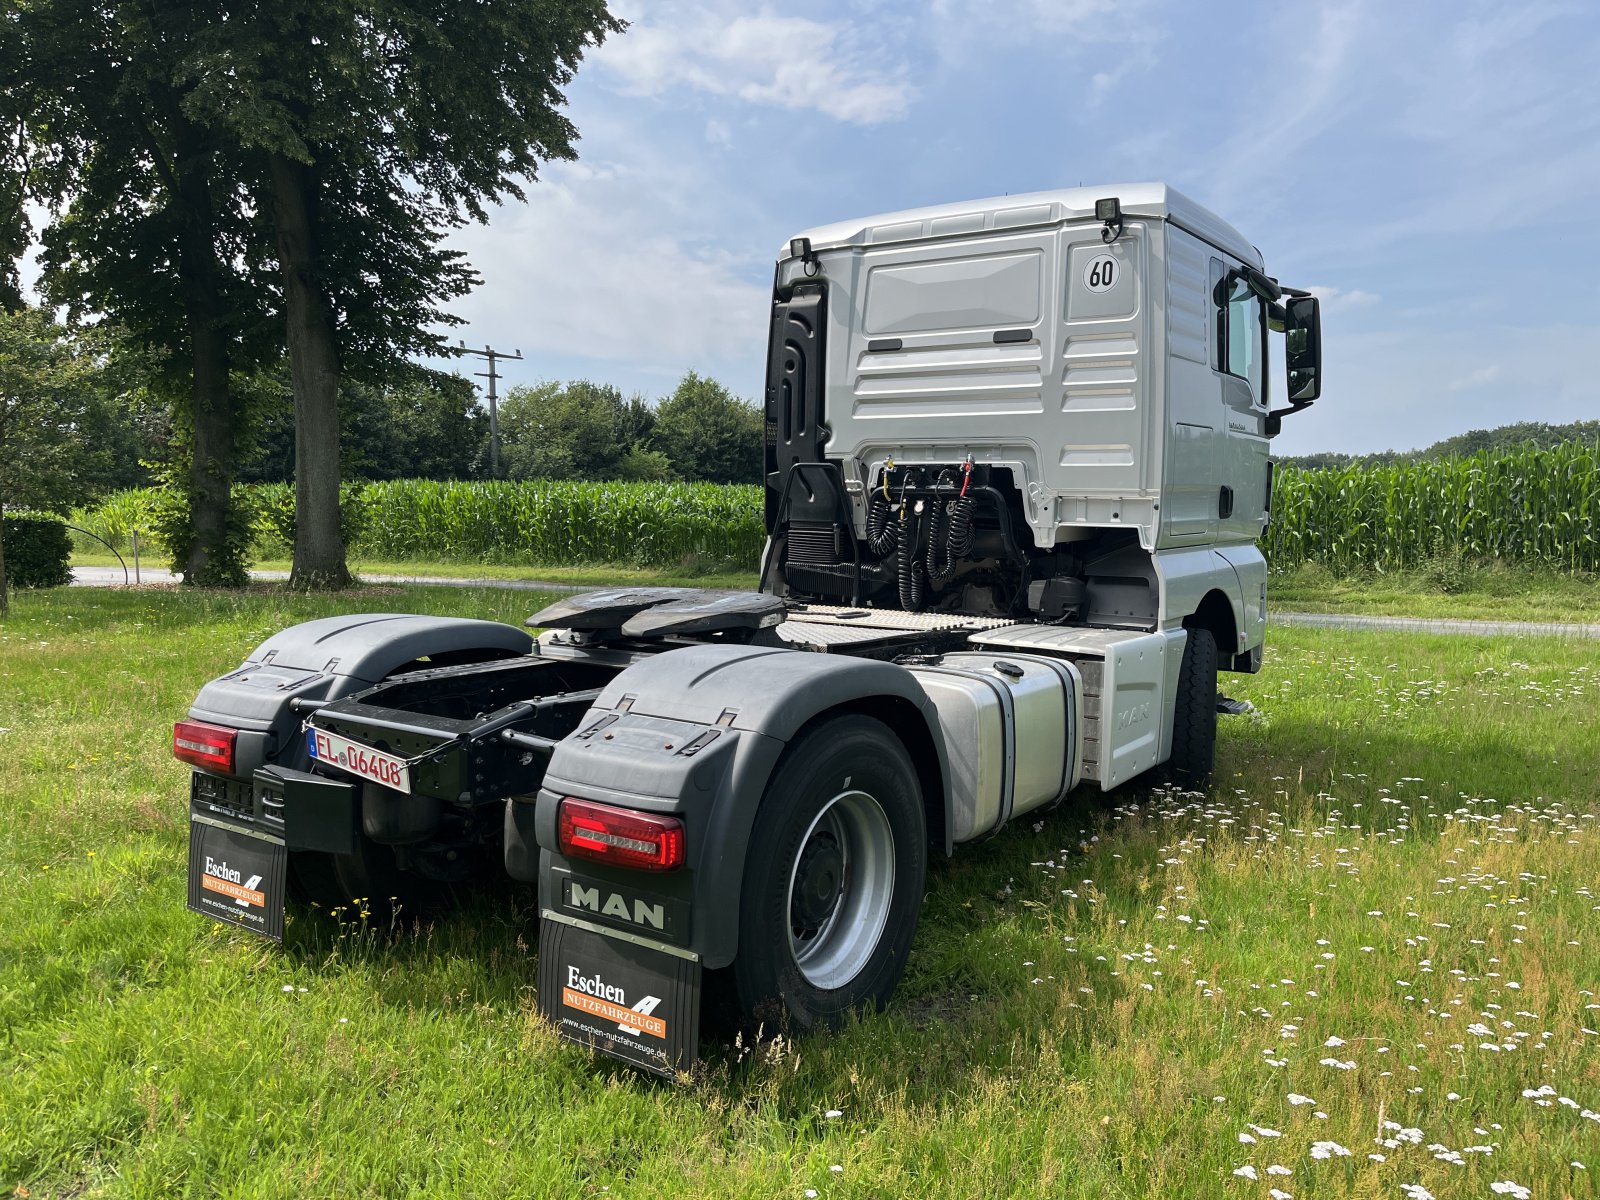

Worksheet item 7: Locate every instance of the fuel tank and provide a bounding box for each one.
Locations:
[906,652,1081,842]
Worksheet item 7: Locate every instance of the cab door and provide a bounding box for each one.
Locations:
[1211,259,1271,544]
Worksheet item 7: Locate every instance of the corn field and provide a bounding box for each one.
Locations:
[352,479,763,568]
[71,479,767,571]
[71,442,1599,576]
[1264,442,1600,573]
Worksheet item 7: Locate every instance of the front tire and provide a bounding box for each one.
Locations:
[1166,626,1218,788]
[724,715,927,1033]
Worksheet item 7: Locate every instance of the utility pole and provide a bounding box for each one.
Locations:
[457,341,523,478]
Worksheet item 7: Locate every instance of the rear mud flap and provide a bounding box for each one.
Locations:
[188,812,288,941]
[537,912,700,1079]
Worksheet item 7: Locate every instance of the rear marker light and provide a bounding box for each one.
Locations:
[173,719,238,776]
[558,797,685,872]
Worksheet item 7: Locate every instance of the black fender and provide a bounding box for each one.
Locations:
[525,643,951,970]
[188,613,533,779]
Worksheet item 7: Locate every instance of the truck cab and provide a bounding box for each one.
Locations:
[764,183,1318,666]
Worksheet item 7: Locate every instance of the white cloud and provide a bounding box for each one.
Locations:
[1307,286,1380,312]
[1447,364,1501,393]
[600,4,913,125]
[1202,2,1371,213]
[927,0,1166,102]
[440,153,769,393]
[931,0,1161,42]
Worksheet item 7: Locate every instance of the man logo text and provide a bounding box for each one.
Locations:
[568,882,666,931]
[1116,702,1151,731]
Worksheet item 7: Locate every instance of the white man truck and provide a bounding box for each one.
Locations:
[175,184,1321,1077]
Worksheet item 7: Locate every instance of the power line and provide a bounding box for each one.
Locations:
[457,342,523,478]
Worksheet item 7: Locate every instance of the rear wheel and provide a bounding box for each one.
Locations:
[723,715,927,1033]
[289,836,438,919]
[1165,626,1218,789]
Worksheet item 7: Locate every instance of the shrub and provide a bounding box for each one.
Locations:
[3,513,73,588]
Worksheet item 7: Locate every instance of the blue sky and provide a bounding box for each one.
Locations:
[434,0,1600,456]
[22,1,1594,456]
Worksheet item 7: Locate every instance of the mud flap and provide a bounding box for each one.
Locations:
[188,812,288,941]
[537,912,700,1079]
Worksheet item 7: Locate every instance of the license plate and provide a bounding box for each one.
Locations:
[307,727,411,793]
[188,814,287,941]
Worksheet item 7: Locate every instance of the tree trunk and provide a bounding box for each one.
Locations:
[182,303,235,585]
[165,109,241,587]
[270,151,349,590]
[0,508,9,619]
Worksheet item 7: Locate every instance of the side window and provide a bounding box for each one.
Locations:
[1213,264,1264,403]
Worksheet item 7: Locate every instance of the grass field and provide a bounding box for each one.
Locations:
[3,586,1598,1199]
[1269,563,1600,624]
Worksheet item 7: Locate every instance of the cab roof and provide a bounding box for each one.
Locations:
[785,182,1263,269]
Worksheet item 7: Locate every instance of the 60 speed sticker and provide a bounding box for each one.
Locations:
[1083,253,1121,292]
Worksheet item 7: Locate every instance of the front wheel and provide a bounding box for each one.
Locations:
[1165,626,1218,789]
[722,715,927,1033]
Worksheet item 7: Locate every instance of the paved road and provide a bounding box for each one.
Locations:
[69,566,1600,639]
[71,565,581,592]
[1272,611,1600,640]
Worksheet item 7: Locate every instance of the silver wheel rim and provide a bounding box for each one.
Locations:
[786,789,896,990]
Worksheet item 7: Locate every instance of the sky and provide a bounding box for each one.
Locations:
[24,0,1600,456]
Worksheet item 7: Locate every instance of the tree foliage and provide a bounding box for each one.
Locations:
[241,367,488,484]
[652,370,764,485]
[175,0,622,587]
[3,0,269,587]
[1279,419,1600,471]
[2,0,621,589]
[0,307,105,612]
[499,380,636,481]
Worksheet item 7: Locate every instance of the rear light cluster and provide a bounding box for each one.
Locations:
[173,719,237,776]
[558,797,684,872]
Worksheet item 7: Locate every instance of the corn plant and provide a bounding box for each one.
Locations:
[1265,442,1600,573]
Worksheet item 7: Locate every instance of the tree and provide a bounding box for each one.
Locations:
[618,444,675,482]
[3,0,268,587]
[652,371,764,485]
[364,370,489,481]
[499,380,628,481]
[241,367,488,483]
[0,308,101,615]
[178,1,622,586]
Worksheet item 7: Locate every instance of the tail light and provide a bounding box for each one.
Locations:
[558,797,685,872]
[174,719,238,775]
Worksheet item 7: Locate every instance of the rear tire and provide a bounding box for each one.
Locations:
[289,837,439,919]
[723,715,927,1034]
[1165,626,1218,789]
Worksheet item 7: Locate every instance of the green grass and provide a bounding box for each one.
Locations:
[3,587,1599,1198]
[1271,562,1600,623]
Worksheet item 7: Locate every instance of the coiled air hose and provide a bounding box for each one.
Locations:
[926,471,959,589]
[897,506,927,611]
[866,495,898,558]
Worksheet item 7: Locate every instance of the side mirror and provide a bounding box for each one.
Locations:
[1283,294,1321,401]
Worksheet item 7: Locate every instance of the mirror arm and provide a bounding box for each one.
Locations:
[1264,397,1315,438]
[1237,264,1282,302]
